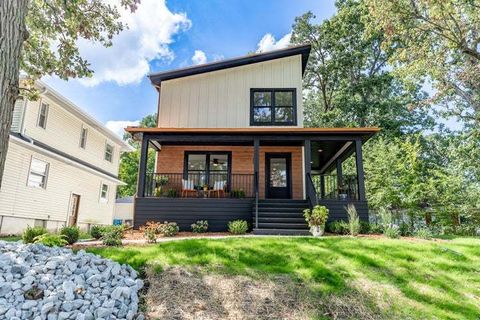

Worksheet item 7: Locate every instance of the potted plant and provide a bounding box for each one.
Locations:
[338,184,348,200]
[202,184,209,191]
[154,176,169,197]
[303,205,329,236]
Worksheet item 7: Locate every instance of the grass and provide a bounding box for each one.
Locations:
[0,235,22,242]
[87,236,480,319]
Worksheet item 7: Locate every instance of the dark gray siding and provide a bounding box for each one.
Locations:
[134,198,253,231]
[319,200,369,222]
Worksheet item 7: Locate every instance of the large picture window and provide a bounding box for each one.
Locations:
[183,152,231,189]
[250,89,296,126]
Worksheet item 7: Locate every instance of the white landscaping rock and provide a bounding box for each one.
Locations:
[0,241,143,320]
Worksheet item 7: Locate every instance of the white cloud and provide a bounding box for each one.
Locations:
[78,0,191,87]
[191,50,207,65]
[256,32,292,53]
[105,120,140,137]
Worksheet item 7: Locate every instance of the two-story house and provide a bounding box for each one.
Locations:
[0,81,133,235]
[126,44,379,234]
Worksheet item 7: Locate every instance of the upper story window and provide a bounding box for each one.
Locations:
[37,102,49,129]
[104,143,114,162]
[250,89,296,126]
[79,126,88,149]
[27,158,49,189]
[100,183,109,202]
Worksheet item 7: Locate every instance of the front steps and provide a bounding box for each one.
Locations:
[252,199,310,235]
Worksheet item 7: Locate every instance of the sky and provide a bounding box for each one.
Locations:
[44,0,336,137]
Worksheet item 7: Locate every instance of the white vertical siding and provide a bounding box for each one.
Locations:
[158,55,304,128]
[0,140,116,226]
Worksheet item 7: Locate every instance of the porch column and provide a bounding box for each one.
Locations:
[355,138,366,201]
[137,134,149,198]
[336,159,343,190]
[304,139,311,199]
[253,138,260,228]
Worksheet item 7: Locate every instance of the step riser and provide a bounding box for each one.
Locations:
[252,200,310,232]
[252,229,311,236]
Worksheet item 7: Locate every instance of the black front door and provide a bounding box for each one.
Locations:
[265,153,292,199]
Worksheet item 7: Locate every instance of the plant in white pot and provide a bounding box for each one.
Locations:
[303,205,329,237]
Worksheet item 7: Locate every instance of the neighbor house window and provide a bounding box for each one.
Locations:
[100,184,109,201]
[27,158,49,188]
[79,126,88,149]
[184,152,230,188]
[37,102,49,129]
[250,89,296,126]
[104,143,114,162]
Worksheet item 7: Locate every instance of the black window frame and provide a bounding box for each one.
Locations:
[250,88,297,126]
[183,151,232,190]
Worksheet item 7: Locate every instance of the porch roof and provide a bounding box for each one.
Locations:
[125,126,380,139]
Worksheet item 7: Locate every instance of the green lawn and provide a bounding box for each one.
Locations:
[87,236,480,319]
[0,235,22,242]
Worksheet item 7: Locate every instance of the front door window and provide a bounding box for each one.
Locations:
[266,153,291,199]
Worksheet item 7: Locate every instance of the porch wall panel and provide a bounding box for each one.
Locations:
[319,200,369,222]
[134,198,254,231]
[156,145,304,199]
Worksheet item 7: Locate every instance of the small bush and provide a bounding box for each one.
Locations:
[23,226,48,244]
[60,226,80,245]
[368,223,383,234]
[327,221,349,235]
[384,225,400,239]
[101,227,124,246]
[359,221,371,234]
[191,220,209,233]
[90,225,104,239]
[167,188,178,198]
[160,222,179,237]
[399,222,413,237]
[228,220,248,234]
[346,204,360,236]
[415,228,432,240]
[33,233,68,247]
[140,221,163,243]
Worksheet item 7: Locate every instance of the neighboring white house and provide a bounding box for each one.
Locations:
[113,197,134,226]
[0,81,133,235]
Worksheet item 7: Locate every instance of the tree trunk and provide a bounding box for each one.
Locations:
[0,0,28,188]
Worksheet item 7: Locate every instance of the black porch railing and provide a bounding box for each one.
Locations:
[311,174,359,200]
[144,172,255,198]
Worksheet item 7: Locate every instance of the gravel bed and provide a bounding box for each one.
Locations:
[0,241,144,320]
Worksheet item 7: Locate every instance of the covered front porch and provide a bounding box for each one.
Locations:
[128,127,379,232]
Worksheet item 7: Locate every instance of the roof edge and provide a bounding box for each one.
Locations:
[148,44,311,86]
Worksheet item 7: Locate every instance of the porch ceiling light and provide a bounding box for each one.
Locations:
[318,149,323,152]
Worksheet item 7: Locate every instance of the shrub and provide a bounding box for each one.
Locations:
[303,205,329,228]
[415,227,432,240]
[368,223,383,234]
[327,221,349,235]
[378,207,393,230]
[228,220,248,234]
[346,204,360,236]
[33,233,68,247]
[90,225,104,239]
[399,222,413,237]
[140,221,163,243]
[101,227,124,246]
[384,225,400,239]
[359,221,371,234]
[60,226,80,245]
[191,220,209,233]
[160,222,179,237]
[23,226,48,244]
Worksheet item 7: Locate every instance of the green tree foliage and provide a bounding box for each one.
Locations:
[291,0,433,135]
[365,0,480,130]
[117,113,157,198]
